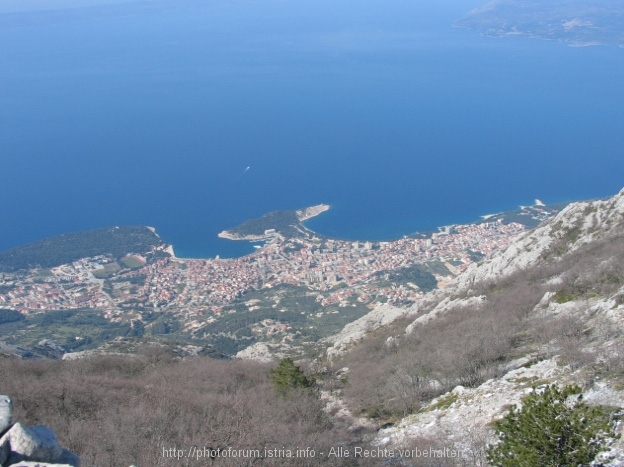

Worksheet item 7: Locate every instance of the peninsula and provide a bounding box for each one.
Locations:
[218,204,330,242]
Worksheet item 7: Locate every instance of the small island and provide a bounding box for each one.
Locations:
[218,204,330,242]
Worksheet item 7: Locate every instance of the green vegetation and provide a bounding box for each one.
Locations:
[467,249,486,262]
[552,290,582,304]
[487,385,618,467]
[199,285,369,354]
[0,307,216,355]
[148,317,180,336]
[425,260,452,276]
[375,264,438,291]
[92,262,121,279]
[0,308,131,351]
[0,308,25,324]
[225,210,304,238]
[120,255,144,268]
[270,357,312,392]
[0,226,164,271]
[124,274,147,286]
[427,392,458,411]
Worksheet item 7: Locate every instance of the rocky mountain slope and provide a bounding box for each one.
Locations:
[455,189,624,289]
[326,188,624,465]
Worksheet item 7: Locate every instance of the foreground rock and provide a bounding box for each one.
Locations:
[0,396,79,467]
[0,397,11,436]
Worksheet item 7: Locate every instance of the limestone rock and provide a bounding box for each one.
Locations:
[454,188,624,290]
[0,396,12,436]
[34,339,67,359]
[324,303,416,358]
[235,342,287,362]
[0,395,80,467]
[376,358,567,448]
[2,423,63,464]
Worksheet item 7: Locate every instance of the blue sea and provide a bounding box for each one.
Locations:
[2,0,624,258]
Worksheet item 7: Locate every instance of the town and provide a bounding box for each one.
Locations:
[1,218,529,318]
[0,202,562,352]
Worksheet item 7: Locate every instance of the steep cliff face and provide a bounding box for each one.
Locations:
[332,188,624,466]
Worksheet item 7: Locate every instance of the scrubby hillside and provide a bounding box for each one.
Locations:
[327,188,624,466]
[0,350,371,467]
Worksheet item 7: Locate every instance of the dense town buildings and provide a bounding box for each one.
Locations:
[0,219,528,317]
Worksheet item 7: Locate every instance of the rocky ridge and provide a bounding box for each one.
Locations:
[326,188,624,357]
[324,303,416,359]
[454,188,624,290]
[324,188,624,465]
[387,189,624,463]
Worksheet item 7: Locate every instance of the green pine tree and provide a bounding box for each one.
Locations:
[487,384,617,467]
[269,358,312,393]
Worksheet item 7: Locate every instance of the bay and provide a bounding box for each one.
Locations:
[1,0,623,258]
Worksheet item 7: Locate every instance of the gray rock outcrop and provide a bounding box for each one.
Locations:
[455,187,624,290]
[0,397,11,436]
[0,396,79,467]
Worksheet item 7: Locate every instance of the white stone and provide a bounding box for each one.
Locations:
[0,395,12,435]
[2,422,63,464]
[324,303,416,358]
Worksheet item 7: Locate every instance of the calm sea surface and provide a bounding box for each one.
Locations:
[1,0,624,258]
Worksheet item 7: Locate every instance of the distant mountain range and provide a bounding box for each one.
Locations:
[456,0,624,46]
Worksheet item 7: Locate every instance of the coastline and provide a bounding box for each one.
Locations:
[149,225,178,259]
[218,204,331,242]
[296,204,330,222]
[217,231,277,242]
[164,244,177,259]
[162,200,565,261]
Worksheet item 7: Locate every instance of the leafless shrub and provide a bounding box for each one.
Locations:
[548,233,624,301]
[341,282,535,419]
[0,355,360,467]
[600,339,624,375]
